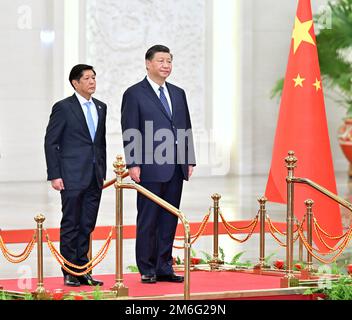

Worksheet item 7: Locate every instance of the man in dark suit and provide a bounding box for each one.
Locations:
[121,45,196,284]
[44,64,106,287]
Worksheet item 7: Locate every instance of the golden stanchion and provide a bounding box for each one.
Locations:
[280,151,299,288]
[34,214,47,299]
[254,196,269,271]
[209,193,224,270]
[298,235,303,263]
[119,182,191,299]
[110,155,191,299]
[182,221,191,300]
[301,199,314,279]
[110,155,129,297]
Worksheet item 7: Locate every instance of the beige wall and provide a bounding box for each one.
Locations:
[0,0,56,181]
[0,0,346,182]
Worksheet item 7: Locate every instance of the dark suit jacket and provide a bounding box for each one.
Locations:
[44,94,107,190]
[121,77,196,182]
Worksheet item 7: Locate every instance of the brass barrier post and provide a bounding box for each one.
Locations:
[34,214,46,299]
[281,151,299,287]
[118,182,191,299]
[254,196,269,271]
[298,214,303,263]
[111,155,129,297]
[298,236,303,263]
[209,193,224,270]
[301,199,314,278]
[182,219,191,300]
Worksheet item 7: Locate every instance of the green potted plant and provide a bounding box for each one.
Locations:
[272,0,352,175]
[304,275,352,300]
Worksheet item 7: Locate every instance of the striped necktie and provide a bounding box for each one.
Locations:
[159,86,172,118]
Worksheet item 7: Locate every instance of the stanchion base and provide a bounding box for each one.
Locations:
[110,283,129,297]
[209,259,224,271]
[253,263,271,274]
[280,275,299,288]
[33,288,50,300]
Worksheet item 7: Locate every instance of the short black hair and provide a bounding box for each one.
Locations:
[69,64,96,88]
[145,45,173,61]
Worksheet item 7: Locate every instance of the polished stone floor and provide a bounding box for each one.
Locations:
[1,172,352,280]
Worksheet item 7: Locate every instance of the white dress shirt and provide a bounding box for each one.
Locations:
[75,92,98,131]
[146,76,173,114]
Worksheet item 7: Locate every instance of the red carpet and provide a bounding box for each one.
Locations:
[1,220,287,244]
[0,271,311,300]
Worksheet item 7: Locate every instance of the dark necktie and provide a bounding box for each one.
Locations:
[159,86,172,118]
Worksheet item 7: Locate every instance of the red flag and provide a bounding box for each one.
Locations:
[265,0,342,251]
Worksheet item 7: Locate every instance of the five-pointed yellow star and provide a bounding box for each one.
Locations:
[293,74,305,87]
[292,16,315,54]
[313,78,321,91]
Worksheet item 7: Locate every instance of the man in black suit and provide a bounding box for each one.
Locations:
[44,64,106,287]
[121,45,196,284]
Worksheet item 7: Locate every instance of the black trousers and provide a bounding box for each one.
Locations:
[136,165,184,276]
[59,169,102,276]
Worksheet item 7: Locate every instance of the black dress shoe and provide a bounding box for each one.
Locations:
[141,275,156,284]
[156,274,184,283]
[64,274,81,287]
[78,274,104,286]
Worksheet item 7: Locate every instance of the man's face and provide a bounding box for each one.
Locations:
[146,52,173,82]
[72,70,96,98]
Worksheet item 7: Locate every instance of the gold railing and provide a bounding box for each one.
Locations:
[0,156,190,300]
[86,172,128,274]
[282,150,352,287]
[103,171,130,189]
[110,155,191,300]
[0,214,48,299]
[6,151,351,297]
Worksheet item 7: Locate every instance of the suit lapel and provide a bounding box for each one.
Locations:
[141,78,172,121]
[68,94,92,140]
[93,98,104,141]
[69,95,90,135]
[165,82,178,121]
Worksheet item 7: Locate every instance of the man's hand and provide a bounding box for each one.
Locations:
[129,167,141,183]
[51,178,65,191]
[188,165,194,179]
